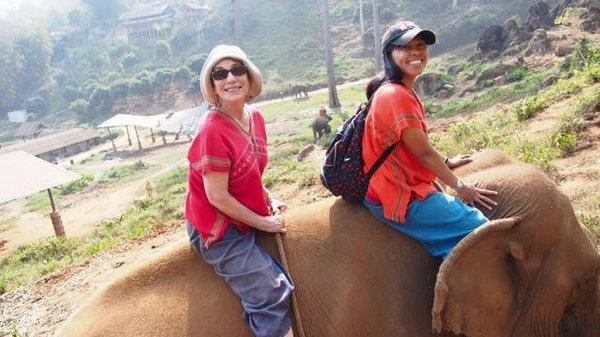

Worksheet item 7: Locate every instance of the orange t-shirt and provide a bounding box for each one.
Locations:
[362,82,437,222]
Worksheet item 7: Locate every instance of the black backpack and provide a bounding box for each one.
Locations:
[320,99,398,202]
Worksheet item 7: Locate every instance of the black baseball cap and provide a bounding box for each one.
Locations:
[381,21,436,50]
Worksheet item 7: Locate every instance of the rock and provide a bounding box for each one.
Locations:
[526,1,553,32]
[542,75,558,87]
[495,75,509,86]
[448,64,464,75]
[414,72,446,96]
[502,18,527,47]
[112,261,125,269]
[436,85,455,99]
[477,25,505,54]
[580,6,600,33]
[476,63,512,85]
[296,144,315,162]
[555,43,574,57]
[525,29,553,55]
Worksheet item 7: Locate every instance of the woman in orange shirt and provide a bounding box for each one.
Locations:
[362,21,498,258]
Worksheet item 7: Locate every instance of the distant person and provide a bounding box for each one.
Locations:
[362,21,497,258]
[185,45,294,337]
[311,106,332,142]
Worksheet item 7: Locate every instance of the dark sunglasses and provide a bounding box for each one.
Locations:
[211,64,248,80]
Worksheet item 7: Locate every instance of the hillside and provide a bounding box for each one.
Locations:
[0,0,549,137]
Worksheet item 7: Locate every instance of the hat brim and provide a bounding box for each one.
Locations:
[391,28,436,46]
[200,45,262,106]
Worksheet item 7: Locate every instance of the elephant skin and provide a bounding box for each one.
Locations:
[58,150,600,337]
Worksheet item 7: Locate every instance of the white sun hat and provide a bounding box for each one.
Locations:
[200,45,263,106]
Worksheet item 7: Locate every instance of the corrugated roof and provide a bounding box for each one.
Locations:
[0,151,80,204]
[120,4,174,22]
[98,105,207,135]
[0,128,101,156]
[15,122,48,137]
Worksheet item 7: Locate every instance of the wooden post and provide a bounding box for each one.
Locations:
[134,126,143,150]
[107,127,117,152]
[150,128,156,143]
[47,189,66,237]
[125,125,132,146]
[161,131,167,145]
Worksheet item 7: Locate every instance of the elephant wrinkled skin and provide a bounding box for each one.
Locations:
[59,150,599,337]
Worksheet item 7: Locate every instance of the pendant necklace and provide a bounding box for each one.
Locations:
[216,107,252,137]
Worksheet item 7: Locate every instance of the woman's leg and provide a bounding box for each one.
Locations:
[187,222,294,337]
[364,192,488,258]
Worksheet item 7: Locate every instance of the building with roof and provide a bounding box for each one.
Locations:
[177,2,210,25]
[15,122,50,141]
[0,128,101,162]
[7,110,30,123]
[119,3,175,41]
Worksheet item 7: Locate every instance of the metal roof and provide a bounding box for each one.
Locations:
[0,151,80,204]
[98,105,207,135]
[119,4,174,22]
[0,128,101,156]
[15,122,48,137]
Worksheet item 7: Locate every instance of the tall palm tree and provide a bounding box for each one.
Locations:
[372,0,381,72]
[359,0,365,34]
[231,0,242,47]
[320,0,341,108]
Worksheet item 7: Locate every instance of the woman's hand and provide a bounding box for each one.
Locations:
[456,180,498,210]
[269,198,288,215]
[446,154,472,169]
[257,215,286,233]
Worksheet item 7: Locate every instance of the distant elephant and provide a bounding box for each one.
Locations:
[59,150,600,337]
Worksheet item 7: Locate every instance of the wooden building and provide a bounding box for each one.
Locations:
[119,4,176,41]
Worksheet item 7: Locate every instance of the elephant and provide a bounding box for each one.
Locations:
[59,150,599,337]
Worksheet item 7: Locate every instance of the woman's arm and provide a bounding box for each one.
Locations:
[401,127,497,209]
[203,171,285,232]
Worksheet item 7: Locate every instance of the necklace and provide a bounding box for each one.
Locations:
[215,107,252,137]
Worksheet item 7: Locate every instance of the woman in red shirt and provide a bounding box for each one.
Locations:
[186,45,294,337]
[362,21,498,259]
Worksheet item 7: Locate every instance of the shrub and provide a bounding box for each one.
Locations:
[552,131,577,155]
[515,96,545,120]
[122,52,139,68]
[68,98,88,116]
[507,65,531,83]
[59,174,94,195]
[24,96,48,115]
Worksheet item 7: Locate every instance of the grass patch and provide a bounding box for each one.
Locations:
[24,190,59,213]
[97,160,152,184]
[58,174,94,195]
[0,216,19,232]
[552,87,600,156]
[79,152,103,164]
[580,214,600,239]
[0,165,187,294]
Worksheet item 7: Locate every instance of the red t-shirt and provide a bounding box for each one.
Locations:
[362,83,437,222]
[185,107,269,247]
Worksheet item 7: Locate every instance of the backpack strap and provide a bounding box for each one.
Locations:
[365,141,399,179]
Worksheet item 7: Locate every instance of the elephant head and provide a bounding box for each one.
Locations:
[432,150,600,337]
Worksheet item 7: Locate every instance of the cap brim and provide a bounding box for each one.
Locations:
[393,28,436,46]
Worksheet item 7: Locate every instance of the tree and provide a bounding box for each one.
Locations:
[359,0,365,34]
[231,0,242,47]
[25,96,49,115]
[10,32,52,105]
[155,40,171,60]
[320,0,340,108]
[68,9,82,27]
[372,0,381,72]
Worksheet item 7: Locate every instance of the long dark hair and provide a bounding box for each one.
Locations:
[366,44,405,100]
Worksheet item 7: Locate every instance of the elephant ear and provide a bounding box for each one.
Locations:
[432,217,521,337]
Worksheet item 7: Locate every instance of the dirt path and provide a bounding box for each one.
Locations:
[0,143,188,258]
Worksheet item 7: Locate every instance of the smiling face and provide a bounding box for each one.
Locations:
[391,37,429,82]
[211,58,250,105]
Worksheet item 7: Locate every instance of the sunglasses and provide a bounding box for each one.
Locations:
[211,64,248,80]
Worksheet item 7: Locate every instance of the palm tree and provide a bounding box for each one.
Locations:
[320,0,341,108]
[372,0,381,72]
[231,0,242,47]
[359,0,365,34]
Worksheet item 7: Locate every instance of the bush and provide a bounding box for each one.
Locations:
[68,98,88,116]
[122,52,139,68]
[109,79,130,99]
[59,174,94,195]
[507,65,531,83]
[24,96,48,115]
[515,96,545,121]
[553,131,577,155]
